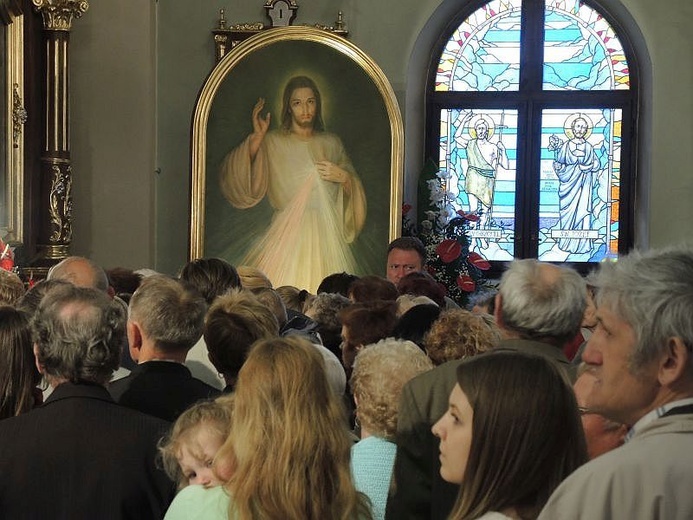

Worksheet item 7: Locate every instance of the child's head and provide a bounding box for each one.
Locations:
[159,397,233,489]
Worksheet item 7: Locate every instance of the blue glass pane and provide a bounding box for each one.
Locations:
[544,0,630,90]
[437,0,522,92]
[439,109,518,260]
[538,109,622,262]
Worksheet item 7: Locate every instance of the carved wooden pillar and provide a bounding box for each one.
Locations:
[32,0,87,264]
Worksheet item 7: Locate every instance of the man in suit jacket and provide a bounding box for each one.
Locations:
[109,275,219,421]
[0,285,175,519]
[386,259,586,520]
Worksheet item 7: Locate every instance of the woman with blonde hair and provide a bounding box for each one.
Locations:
[165,336,372,520]
[158,396,234,490]
[350,339,433,519]
[424,309,501,365]
[433,351,587,519]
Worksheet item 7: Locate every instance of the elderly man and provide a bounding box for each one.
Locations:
[386,259,586,520]
[539,247,693,519]
[0,285,174,518]
[109,275,219,421]
[47,255,112,294]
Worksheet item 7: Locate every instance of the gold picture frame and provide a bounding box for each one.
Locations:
[2,13,24,245]
[190,26,403,290]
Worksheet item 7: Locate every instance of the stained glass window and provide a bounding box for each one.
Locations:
[544,1,629,91]
[428,0,636,268]
[441,108,518,260]
[539,108,622,261]
[436,0,522,92]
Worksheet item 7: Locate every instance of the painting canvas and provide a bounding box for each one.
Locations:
[190,27,402,292]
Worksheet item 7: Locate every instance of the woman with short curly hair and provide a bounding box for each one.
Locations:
[424,309,501,365]
[350,338,433,519]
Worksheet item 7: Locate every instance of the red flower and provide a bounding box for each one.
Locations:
[436,239,462,263]
[467,252,491,270]
[402,203,412,215]
[457,275,476,292]
[456,210,480,222]
[0,258,14,272]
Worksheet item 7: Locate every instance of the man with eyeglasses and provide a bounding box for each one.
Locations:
[573,369,627,459]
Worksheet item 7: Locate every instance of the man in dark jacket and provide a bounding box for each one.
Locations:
[0,285,175,519]
[109,275,219,421]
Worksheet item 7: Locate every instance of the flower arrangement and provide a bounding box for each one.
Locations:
[402,161,490,307]
[0,237,16,272]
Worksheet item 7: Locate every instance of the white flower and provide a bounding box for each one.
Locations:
[430,190,446,204]
[421,220,433,231]
[437,169,452,180]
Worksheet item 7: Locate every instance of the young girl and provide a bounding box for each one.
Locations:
[159,397,234,490]
[433,351,587,520]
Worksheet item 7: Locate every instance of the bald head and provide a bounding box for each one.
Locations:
[47,257,110,293]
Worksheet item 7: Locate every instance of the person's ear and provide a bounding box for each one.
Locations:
[493,294,503,327]
[127,321,143,362]
[33,344,45,375]
[658,337,690,387]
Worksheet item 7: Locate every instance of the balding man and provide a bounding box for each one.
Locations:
[386,259,586,520]
[47,256,112,294]
[0,285,174,518]
[539,247,693,519]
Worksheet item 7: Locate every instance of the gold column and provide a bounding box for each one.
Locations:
[32,0,88,261]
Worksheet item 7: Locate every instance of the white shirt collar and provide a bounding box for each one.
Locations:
[625,397,693,442]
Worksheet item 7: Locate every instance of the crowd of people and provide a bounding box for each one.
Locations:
[0,239,692,519]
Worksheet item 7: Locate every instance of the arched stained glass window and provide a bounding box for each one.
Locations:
[436,0,522,92]
[427,0,636,269]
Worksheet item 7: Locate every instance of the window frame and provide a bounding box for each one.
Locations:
[424,0,638,276]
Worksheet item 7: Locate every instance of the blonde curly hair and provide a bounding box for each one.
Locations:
[351,338,433,440]
[424,309,501,365]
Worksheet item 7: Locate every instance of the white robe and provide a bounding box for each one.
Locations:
[220,130,366,292]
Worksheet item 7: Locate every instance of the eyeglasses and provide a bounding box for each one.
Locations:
[578,406,594,416]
